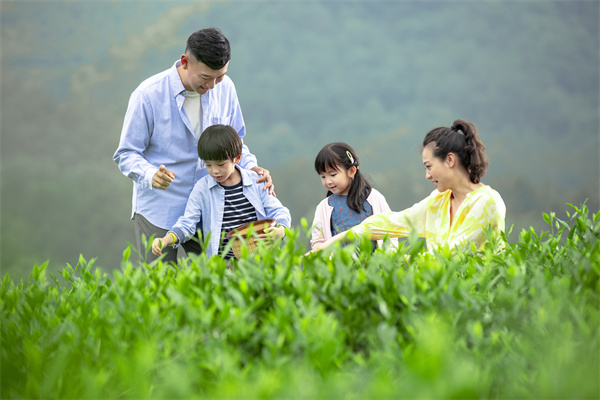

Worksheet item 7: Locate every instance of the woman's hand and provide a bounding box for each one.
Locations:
[304,231,354,256]
[304,242,327,256]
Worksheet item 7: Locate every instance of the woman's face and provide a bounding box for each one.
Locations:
[422,145,452,192]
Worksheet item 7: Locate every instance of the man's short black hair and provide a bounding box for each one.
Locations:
[186,27,231,70]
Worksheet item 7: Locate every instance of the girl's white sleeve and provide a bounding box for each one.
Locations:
[310,199,329,249]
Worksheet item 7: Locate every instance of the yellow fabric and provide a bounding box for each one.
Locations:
[351,185,506,251]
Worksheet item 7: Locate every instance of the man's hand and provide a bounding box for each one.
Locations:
[251,166,275,196]
[153,165,175,190]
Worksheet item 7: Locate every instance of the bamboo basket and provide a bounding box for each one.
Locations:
[225,219,277,259]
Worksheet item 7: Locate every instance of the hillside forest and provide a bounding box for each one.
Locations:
[1,1,598,279]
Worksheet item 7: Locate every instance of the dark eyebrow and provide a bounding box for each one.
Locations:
[201,72,226,79]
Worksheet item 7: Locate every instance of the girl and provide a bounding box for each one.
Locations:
[310,142,397,251]
[311,120,506,254]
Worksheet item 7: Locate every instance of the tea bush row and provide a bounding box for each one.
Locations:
[1,203,598,399]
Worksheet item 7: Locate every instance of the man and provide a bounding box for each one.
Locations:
[114,27,273,263]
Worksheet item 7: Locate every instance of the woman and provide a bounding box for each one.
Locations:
[311,119,506,253]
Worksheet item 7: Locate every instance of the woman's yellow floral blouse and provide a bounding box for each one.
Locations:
[350,185,506,251]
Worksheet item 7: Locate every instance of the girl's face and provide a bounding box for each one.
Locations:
[422,145,453,192]
[320,165,356,196]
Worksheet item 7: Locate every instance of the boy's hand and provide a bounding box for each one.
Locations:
[153,165,175,190]
[152,235,174,256]
[152,237,165,256]
[251,166,276,196]
[259,226,285,241]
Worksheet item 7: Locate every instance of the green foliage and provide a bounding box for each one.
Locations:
[1,205,599,399]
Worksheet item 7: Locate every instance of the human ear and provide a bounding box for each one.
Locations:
[180,54,188,69]
[446,153,456,167]
[234,155,242,164]
[348,166,357,178]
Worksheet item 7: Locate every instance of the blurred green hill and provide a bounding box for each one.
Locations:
[1,1,598,280]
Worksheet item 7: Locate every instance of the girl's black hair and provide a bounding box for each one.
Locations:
[197,124,242,161]
[314,142,372,213]
[422,119,489,184]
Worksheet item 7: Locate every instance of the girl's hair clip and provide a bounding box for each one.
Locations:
[346,151,355,165]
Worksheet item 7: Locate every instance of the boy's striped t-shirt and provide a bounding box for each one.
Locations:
[220,181,257,259]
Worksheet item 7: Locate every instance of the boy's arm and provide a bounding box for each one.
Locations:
[168,181,206,247]
[260,186,291,228]
[257,182,291,240]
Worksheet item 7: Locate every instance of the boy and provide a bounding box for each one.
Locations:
[152,124,291,260]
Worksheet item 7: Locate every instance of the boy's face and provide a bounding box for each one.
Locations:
[205,156,241,187]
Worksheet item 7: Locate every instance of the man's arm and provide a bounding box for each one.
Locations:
[114,90,175,190]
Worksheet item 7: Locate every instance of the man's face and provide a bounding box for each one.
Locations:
[181,53,228,95]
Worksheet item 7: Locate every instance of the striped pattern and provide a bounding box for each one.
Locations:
[219,182,257,259]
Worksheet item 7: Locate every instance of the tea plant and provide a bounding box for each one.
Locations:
[1,203,598,399]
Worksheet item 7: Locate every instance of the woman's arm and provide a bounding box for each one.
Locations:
[308,210,408,254]
[310,229,354,252]
[307,192,435,254]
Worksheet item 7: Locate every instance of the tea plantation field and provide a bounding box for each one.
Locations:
[1,204,598,399]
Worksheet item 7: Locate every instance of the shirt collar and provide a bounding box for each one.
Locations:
[170,60,186,97]
[207,165,253,189]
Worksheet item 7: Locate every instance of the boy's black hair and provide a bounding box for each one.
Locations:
[197,124,242,161]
